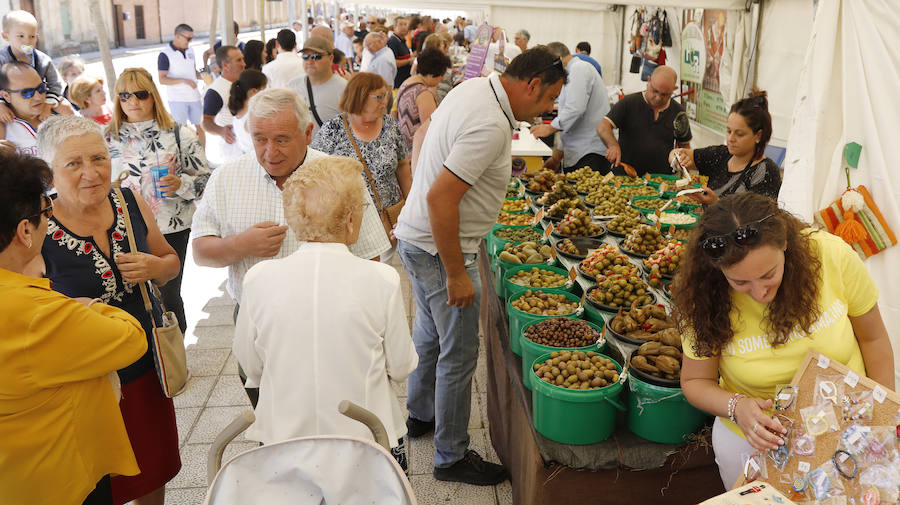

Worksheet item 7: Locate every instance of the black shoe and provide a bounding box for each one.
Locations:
[433,450,510,486]
[406,417,434,438]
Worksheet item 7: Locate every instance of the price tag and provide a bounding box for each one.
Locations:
[817,409,826,418]
[777,392,793,402]
[533,207,544,225]
[848,430,863,444]
[602,172,614,184]
[668,224,675,236]
[817,355,831,369]
[659,182,668,194]
[844,371,860,388]
[821,382,833,394]
[749,458,759,473]
[643,173,651,182]
[525,196,532,207]
[544,224,553,239]
[797,461,811,473]
[568,266,577,282]
[838,452,849,463]
[873,385,887,404]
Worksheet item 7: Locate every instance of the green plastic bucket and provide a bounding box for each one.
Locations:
[583,299,613,327]
[506,291,582,356]
[487,224,543,257]
[626,372,708,444]
[531,351,625,444]
[493,251,556,298]
[503,264,571,301]
[520,319,606,391]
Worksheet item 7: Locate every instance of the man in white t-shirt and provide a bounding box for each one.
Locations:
[287,36,346,139]
[394,47,566,486]
[361,33,396,87]
[158,24,205,145]
[202,45,245,165]
[262,29,305,89]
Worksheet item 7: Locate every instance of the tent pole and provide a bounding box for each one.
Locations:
[208,0,219,67]
[88,0,117,98]
[259,0,265,44]
[617,5,625,86]
[222,0,235,46]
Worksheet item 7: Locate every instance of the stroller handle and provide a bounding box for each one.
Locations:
[338,400,391,450]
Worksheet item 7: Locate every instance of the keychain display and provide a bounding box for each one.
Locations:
[802,402,841,436]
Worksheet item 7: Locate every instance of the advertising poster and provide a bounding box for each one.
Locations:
[463,24,493,80]
[681,9,728,132]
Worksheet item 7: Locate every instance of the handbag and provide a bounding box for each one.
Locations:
[661,10,673,47]
[816,185,897,259]
[112,177,189,397]
[342,114,404,246]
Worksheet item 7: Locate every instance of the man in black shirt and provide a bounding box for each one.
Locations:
[387,16,412,89]
[597,66,691,176]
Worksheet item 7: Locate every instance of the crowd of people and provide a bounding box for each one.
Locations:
[0,7,894,505]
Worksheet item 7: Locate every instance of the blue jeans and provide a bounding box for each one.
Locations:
[398,240,481,468]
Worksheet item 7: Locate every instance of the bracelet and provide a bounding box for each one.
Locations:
[728,393,746,423]
[87,298,103,307]
[832,449,858,479]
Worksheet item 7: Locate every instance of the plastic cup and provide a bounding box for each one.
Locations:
[150,165,169,198]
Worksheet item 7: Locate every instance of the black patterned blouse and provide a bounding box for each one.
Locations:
[693,145,782,200]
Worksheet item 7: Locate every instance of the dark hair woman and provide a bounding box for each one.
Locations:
[0,150,147,505]
[243,39,266,70]
[396,48,451,151]
[667,89,781,205]
[228,69,268,154]
[674,192,893,489]
[265,38,278,65]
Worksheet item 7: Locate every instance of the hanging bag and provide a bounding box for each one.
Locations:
[661,10,673,47]
[341,114,404,246]
[113,175,189,397]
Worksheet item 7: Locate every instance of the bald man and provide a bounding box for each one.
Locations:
[597,66,692,176]
[310,24,333,42]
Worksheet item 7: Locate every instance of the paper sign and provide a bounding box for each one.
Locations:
[844,371,860,388]
[462,24,494,79]
[544,224,553,238]
[777,393,792,402]
[533,207,544,225]
[669,224,676,235]
[568,266,577,281]
[797,461,810,473]
[526,196,532,207]
[643,173,651,181]
[817,355,831,369]
[659,182,668,193]
[614,181,622,189]
[873,386,887,403]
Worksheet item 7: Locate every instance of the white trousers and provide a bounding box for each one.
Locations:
[712,416,754,489]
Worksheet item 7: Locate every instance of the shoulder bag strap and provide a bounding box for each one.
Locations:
[112,174,157,326]
[174,122,183,159]
[342,113,385,211]
[306,77,324,127]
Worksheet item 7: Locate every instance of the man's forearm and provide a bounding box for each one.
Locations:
[202,116,226,136]
[159,74,190,86]
[427,199,466,278]
[192,235,245,268]
[597,121,619,148]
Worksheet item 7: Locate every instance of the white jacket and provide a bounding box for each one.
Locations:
[234,242,418,446]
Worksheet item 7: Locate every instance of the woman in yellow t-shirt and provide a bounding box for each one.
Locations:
[673,192,894,488]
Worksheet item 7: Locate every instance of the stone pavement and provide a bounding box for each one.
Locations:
[164,252,512,504]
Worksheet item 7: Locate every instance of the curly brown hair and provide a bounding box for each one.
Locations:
[672,193,822,357]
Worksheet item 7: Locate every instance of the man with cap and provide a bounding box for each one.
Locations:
[288,36,347,138]
[262,29,305,89]
[335,22,356,60]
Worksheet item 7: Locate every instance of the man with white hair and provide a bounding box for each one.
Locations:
[513,29,530,54]
[361,32,396,88]
[193,88,388,304]
[335,22,356,59]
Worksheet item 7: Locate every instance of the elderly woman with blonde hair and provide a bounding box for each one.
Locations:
[233,155,418,474]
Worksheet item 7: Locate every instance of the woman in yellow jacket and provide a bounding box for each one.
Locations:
[0,151,148,505]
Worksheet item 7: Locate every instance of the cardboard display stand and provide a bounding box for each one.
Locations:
[760,349,900,501]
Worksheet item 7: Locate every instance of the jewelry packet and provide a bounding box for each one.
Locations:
[801,402,840,437]
[815,375,844,406]
[842,390,874,423]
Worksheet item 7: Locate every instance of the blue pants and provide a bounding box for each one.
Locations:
[397,240,481,468]
[168,100,203,125]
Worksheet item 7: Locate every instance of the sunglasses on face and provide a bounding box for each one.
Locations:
[23,197,53,221]
[700,214,774,259]
[118,90,151,102]
[302,53,325,61]
[7,81,48,99]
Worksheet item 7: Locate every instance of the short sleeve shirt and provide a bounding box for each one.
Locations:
[605,91,692,175]
[387,33,412,88]
[394,73,515,255]
[682,230,878,437]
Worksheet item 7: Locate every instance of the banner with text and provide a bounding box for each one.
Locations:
[681,9,729,133]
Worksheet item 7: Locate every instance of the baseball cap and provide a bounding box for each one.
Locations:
[302,35,334,54]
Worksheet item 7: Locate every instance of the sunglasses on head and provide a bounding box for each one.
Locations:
[118,90,151,102]
[700,214,774,259]
[23,196,53,221]
[301,53,325,61]
[530,57,564,80]
[7,81,48,99]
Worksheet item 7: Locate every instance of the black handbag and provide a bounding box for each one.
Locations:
[661,10,673,47]
[629,55,642,74]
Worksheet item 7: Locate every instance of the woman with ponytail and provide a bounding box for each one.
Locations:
[668,89,782,205]
[228,69,267,154]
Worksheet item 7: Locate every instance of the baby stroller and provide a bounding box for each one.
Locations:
[204,401,417,505]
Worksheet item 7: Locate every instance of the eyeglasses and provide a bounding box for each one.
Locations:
[699,214,774,259]
[118,90,151,102]
[368,92,389,101]
[6,81,48,99]
[302,53,325,61]
[366,21,376,25]
[530,57,564,80]
[23,197,53,221]
[179,33,193,41]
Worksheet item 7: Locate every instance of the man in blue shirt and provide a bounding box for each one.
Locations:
[573,41,602,78]
[530,42,610,173]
